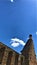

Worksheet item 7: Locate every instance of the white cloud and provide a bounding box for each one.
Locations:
[18,40,25,46]
[36,32,37,35]
[11,42,19,47]
[10,0,13,2]
[10,38,26,47]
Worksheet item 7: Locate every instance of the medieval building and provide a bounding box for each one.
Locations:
[0,35,37,65]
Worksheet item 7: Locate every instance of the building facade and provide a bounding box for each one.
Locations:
[0,35,37,65]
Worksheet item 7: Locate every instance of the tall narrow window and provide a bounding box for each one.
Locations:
[0,47,5,64]
[15,54,19,65]
[6,51,13,65]
[21,57,23,65]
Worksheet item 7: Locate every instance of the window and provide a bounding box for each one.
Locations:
[15,54,19,65]
[0,47,5,64]
[21,57,23,65]
[6,51,13,65]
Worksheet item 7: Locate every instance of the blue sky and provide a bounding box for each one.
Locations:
[0,0,37,56]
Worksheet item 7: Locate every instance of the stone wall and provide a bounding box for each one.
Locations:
[0,42,18,65]
[0,42,24,65]
[0,41,37,65]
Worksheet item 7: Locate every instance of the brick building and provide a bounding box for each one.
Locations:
[0,35,37,65]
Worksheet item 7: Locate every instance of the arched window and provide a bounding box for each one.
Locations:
[0,47,5,64]
[6,51,13,65]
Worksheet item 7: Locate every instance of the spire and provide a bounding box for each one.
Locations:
[21,34,36,65]
[21,34,34,54]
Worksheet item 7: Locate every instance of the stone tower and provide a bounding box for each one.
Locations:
[21,34,36,65]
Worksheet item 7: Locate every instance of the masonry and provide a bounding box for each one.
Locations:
[0,35,37,65]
